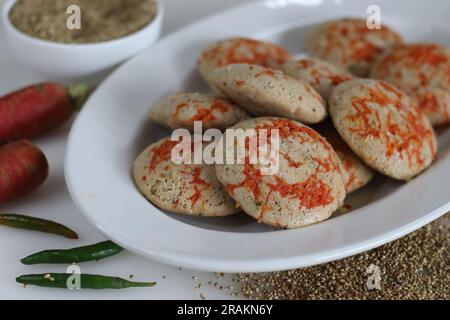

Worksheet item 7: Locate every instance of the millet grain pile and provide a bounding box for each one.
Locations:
[9,0,158,43]
[233,214,449,300]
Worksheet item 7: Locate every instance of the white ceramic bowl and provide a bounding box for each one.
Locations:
[1,0,164,80]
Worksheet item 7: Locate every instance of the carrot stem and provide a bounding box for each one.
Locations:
[67,84,91,111]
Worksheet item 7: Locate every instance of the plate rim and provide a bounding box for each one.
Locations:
[65,0,450,272]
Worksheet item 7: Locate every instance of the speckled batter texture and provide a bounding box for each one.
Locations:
[133,137,239,217]
[371,43,450,126]
[216,117,346,229]
[235,214,449,300]
[329,79,437,181]
[283,58,354,101]
[149,92,249,132]
[198,37,293,85]
[307,18,403,77]
[210,64,327,124]
[315,123,374,193]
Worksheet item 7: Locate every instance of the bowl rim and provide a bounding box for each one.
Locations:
[1,0,164,49]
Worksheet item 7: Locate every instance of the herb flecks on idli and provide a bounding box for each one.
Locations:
[216,117,346,229]
[283,58,354,101]
[210,64,327,124]
[150,92,249,132]
[198,37,293,85]
[133,137,239,217]
[307,18,403,77]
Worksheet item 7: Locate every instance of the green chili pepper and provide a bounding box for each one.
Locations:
[21,241,123,265]
[0,214,78,239]
[16,273,156,290]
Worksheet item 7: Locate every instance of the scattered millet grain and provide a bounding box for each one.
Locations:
[235,214,449,300]
[194,283,202,291]
[9,0,158,44]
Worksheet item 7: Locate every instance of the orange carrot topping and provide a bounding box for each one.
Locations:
[174,103,188,118]
[266,174,334,210]
[352,44,382,63]
[226,164,262,200]
[255,69,277,79]
[191,99,231,123]
[419,92,449,123]
[225,119,339,219]
[149,140,178,171]
[210,99,231,114]
[310,69,322,85]
[174,99,231,124]
[200,38,291,68]
[329,74,352,85]
[421,92,440,112]
[321,128,360,191]
[310,67,352,86]
[297,60,315,68]
[407,45,448,66]
[190,167,209,187]
[345,82,436,167]
[281,152,303,168]
[190,108,214,123]
[376,44,450,87]
[321,20,398,65]
[343,159,358,190]
[189,185,204,208]
[148,139,214,209]
[379,81,403,99]
[188,167,211,208]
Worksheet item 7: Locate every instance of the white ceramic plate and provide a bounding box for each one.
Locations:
[66,0,450,273]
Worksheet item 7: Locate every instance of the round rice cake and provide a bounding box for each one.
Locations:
[316,123,374,193]
[149,92,249,132]
[198,37,293,85]
[215,117,346,229]
[133,137,239,217]
[329,79,437,181]
[371,43,450,126]
[306,18,403,77]
[209,63,327,124]
[283,58,354,101]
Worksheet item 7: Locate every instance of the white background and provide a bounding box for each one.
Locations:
[0,0,253,300]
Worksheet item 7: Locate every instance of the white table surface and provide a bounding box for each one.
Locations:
[0,0,250,300]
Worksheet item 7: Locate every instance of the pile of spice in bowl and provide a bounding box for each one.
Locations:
[9,0,159,44]
[2,0,163,79]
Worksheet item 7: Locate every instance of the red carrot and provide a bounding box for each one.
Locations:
[0,83,90,142]
[0,140,49,204]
